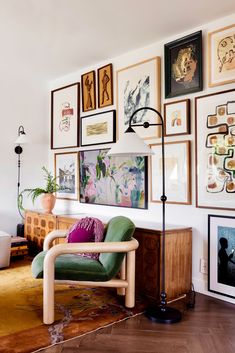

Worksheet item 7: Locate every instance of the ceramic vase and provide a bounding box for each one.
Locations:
[41,193,56,213]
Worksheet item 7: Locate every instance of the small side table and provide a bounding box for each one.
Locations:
[11,236,28,257]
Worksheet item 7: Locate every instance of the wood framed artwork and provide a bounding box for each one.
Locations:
[81,70,96,112]
[165,31,202,98]
[195,88,235,210]
[208,24,235,87]
[80,110,116,147]
[208,214,235,299]
[164,98,190,136]
[51,83,80,149]
[98,63,113,108]
[54,152,79,200]
[117,57,161,140]
[79,149,148,209]
[150,141,191,205]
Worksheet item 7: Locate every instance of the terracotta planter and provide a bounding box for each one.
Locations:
[41,193,56,213]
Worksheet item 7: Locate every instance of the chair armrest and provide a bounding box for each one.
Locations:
[43,230,68,251]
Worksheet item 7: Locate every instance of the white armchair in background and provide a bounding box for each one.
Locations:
[0,231,11,268]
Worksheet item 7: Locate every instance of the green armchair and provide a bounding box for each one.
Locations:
[32,216,139,324]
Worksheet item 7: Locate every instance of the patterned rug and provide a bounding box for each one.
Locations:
[0,258,144,353]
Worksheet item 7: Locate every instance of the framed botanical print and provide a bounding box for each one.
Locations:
[80,110,116,146]
[164,99,190,136]
[208,214,235,299]
[81,70,96,112]
[117,57,161,140]
[51,83,80,149]
[165,31,202,98]
[54,152,79,200]
[98,63,113,108]
[195,88,235,210]
[208,24,235,87]
[150,141,191,205]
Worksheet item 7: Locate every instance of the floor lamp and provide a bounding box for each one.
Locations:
[107,107,182,323]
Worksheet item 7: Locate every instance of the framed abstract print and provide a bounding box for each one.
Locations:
[54,152,79,200]
[195,89,235,210]
[208,24,235,87]
[98,63,113,108]
[150,141,191,205]
[81,70,96,112]
[165,31,202,98]
[79,149,147,209]
[117,57,161,140]
[208,214,235,299]
[164,98,190,136]
[51,83,80,149]
[80,110,116,147]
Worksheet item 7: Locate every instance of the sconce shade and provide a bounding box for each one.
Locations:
[14,134,29,145]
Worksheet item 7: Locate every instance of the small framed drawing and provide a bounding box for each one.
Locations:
[164,99,190,136]
[208,24,235,87]
[195,88,235,210]
[150,141,191,204]
[165,31,202,98]
[51,83,80,149]
[117,57,161,140]
[80,110,116,147]
[98,63,113,108]
[54,152,79,200]
[81,70,96,112]
[208,214,235,299]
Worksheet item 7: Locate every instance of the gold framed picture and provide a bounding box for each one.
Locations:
[81,70,96,112]
[98,63,113,108]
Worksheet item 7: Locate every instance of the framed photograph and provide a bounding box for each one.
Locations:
[54,152,79,200]
[98,63,113,108]
[117,57,161,140]
[208,24,235,87]
[208,214,235,299]
[51,83,80,149]
[81,70,96,112]
[164,99,190,136]
[79,149,147,209]
[165,31,202,98]
[150,141,191,204]
[80,110,116,147]
[195,88,235,210]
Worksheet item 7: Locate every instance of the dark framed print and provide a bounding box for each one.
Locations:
[79,149,148,209]
[195,89,235,210]
[51,83,80,149]
[208,214,235,299]
[81,70,96,112]
[80,110,116,147]
[98,63,113,108]
[165,30,202,98]
[164,99,190,136]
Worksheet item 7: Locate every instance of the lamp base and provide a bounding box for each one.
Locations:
[145,305,182,324]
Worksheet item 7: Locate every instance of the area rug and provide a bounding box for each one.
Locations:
[0,258,145,353]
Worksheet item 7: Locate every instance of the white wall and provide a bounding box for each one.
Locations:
[49,13,235,303]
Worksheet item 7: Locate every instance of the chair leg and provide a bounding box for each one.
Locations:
[125,250,135,308]
[43,254,55,324]
[117,255,126,296]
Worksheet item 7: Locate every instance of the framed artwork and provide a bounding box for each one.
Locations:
[195,89,235,210]
[98,63,113,108]
[79,149,148,209]
[80,110,116,147]
[54,152,79,200]
[208,214,235,299]
[81,70,96,112]
[51,83,80,149]
[165,31,202,98]
[117,57,161,140]
[164,98,190,136]
[208,24,235,87]
[150,141,191,204]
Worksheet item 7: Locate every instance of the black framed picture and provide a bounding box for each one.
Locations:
[165,31,202,98]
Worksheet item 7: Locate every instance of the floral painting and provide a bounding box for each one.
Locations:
[79,149,147,209]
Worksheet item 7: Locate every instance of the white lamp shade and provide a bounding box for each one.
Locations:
[107,131,154,157]
[14,134,29,145]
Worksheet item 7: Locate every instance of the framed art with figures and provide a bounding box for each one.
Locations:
[81,70,96,112]
[164,98,190,136]
[98,63,113,108]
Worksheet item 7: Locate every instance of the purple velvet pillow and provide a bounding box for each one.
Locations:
[67,217,105,260]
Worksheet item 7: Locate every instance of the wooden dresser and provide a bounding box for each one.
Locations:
[24,210,192,301]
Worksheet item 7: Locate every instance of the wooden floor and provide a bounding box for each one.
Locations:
[42,293,235,353]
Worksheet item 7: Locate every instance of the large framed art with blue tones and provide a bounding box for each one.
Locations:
[117,57,161,140]
[79,149,148,209]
